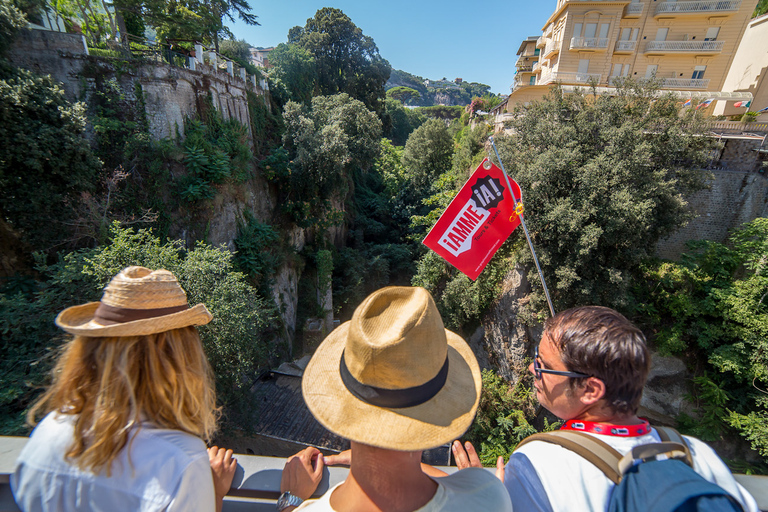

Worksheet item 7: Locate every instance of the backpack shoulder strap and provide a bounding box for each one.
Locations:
[655,427,694,468]
[515,431,624,485]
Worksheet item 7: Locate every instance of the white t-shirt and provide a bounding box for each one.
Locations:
[12,412,215,512]
[296,467,512,511]
[504,429,759,512]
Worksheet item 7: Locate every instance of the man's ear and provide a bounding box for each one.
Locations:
[578,377,606,406]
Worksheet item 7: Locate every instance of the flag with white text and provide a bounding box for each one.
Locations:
[423,158,523,280]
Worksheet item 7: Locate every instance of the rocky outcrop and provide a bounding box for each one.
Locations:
[639,351,694,425]
[475,264,541,384]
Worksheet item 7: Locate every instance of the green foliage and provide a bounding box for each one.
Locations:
[234,212,281,288]
[0,224,281,435]
[637,218,768,460]
[492,81,711,315]
[219,38,251,63]
[381,98,425,146]
[0,0,27,55]
[402,118,454,190]
[247,90,282,156]
[464,369,551,466]
[267,42,315,107]
[178,106,252,203]
[288,8,391,113]
[414,105,464,120]
[0,61,102,252]
[754,0,768,17]
[279,93,382,226]
[386,86,421,106]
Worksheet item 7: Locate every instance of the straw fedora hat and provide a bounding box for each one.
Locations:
[302,286,481,451]
[55,266,212,337]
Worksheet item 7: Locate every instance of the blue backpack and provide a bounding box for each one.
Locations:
[515,427,743,512]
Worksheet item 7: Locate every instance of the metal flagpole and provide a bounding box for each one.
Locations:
[488,136,556,318]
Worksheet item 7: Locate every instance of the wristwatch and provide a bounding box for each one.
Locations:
[276,491,304,511]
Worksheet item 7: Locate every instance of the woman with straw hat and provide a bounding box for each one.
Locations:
[12,266,237,512]
[276,286,512,511]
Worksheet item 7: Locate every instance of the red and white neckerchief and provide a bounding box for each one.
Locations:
[560,418,651,437]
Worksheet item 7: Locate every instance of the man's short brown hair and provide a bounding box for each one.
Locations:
[544,306,650,416]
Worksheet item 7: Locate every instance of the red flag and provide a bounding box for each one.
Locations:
[423,158,523,280]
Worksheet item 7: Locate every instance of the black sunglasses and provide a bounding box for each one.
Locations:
[533,345,590,380]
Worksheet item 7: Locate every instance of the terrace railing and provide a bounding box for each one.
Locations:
[644,40,725,52]
[655,0,741,15]
[570,37,610,50]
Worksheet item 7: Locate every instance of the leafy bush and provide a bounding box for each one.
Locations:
[0,60,102,252]
[464,369,556,466]
[0,224,281,435]
[637,218,768,461]
[0,0,26,55]
[234,212,282,289]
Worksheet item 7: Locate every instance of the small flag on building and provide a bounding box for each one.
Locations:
[733,100,751,108]
[423,159,523,281]
[696,98,714,110]
[682,98,692,107]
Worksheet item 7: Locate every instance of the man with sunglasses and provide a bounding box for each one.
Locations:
[453,306,757,512]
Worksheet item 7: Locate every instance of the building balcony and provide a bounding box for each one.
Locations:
[654,0,741,16]
[624,3,644,16]
[536,35,545,48]
[540,71,602,85]
[517,64,534,72]
[660,77,711,88]
[614,40,637,53]
[644,40,725,53]
[570,37,610,50]
[544,40,562,57]
[532,61,543,73]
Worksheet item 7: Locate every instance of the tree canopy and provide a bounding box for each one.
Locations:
[267,42,316,106]
[493,82,711,313]
[288,8,390,113]
[386,86,421,106]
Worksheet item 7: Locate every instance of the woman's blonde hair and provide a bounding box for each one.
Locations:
[28,326,219,475]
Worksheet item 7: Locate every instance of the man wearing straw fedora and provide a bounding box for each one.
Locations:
[12,266,236,512]
[276,286,512,511]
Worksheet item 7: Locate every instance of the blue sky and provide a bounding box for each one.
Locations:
[230,1,556,95]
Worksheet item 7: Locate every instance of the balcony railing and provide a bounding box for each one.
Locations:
[532,61,542,73]
[536,35,545,48]
[660,77,711,88]
[614,40,638,52]
[517,64,534,72]
[544,40,562,57]
[540,71,602,85]
[655,0,741,15]
[570,37,610,50]
[644,40,725,53]
[624,3,644,15]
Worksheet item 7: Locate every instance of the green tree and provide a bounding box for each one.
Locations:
[267,42,316,106]
[754,0,767,17]
[0,60,102,252]
[219,38,251,63]
[492,81,711,314]
[288,8,390,113]
[402,118,454,190]
[278,93,382,225]
[381,98,425,146]
[386,86,421,106]
[0,0,26,55]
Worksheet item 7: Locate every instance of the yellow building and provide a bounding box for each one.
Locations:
[505,0,757,109]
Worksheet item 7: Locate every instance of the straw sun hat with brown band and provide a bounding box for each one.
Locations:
[302,286,482,452]
[55,266,212,337]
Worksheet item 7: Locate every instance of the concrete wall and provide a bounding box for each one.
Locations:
[657,168,768,259]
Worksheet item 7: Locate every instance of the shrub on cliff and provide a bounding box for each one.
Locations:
[0,0,26,55]
[0,60,102,252]
[0,223,280,435]
[637,218,768,464]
